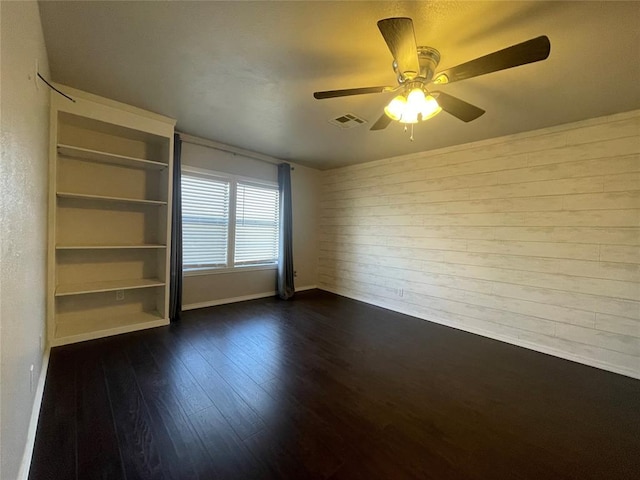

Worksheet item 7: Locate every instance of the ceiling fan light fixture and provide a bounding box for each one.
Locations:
[384,87,442,124]
[420,94,442,120]
[384,95,407,121]
[402,88,425,123]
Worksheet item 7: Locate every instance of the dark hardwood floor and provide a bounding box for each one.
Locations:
[29,289,640,480]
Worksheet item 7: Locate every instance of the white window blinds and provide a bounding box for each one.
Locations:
[234,182,280,265]
[181,173,230,269]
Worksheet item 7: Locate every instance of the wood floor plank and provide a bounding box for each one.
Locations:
[29,289,640,480]
[76,340,124,480]
[101,340,168,480]
[152,324,268,440]
[187,405,273,480]
[125,334,217,480]
[28,348,78,480]
[253,378,349,479]
[141,328,214,416]
[242,427,325,480]
[189,334,276,420]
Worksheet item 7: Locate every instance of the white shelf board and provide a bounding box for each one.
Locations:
[56,244,166,250]
[57,191,167,206]
[53,311,168,346]
[57,144,167,170]
[55,278,165,296]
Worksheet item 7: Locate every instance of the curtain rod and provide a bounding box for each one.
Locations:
[177,131,285,167]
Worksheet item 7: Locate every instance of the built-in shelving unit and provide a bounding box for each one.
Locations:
[47,84,176,346]
[56,244,167,250]
[57,191,168,205]
[55,278,166,297]
[54,311,166,345]
[57,144,169,170]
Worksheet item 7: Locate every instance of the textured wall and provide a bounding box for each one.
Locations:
[0,2,50,479]
[319,111,640,379]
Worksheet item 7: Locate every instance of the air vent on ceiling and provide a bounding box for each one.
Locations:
[328,113,368,129]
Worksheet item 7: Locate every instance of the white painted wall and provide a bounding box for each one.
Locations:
[319,111,640,379]
[181,140,319,308]
[290,162,320,290]
[0,2,51,479]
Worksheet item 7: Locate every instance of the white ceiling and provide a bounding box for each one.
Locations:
[38,1,640,169]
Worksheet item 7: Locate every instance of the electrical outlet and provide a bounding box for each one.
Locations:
[30,364,35,392]
[294,270,298,278]
[116,290,125,301]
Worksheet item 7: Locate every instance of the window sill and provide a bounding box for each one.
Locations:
[184,263,278,277]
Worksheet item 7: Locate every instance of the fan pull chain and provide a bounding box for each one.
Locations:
[402,124,415,141]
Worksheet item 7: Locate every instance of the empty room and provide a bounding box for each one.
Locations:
[1,1,639,479]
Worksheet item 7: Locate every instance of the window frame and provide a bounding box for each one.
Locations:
[181,166,280,276]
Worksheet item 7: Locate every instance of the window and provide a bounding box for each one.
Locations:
[182,173,230,269]
[181,168,280,273]
[235,182,280,265]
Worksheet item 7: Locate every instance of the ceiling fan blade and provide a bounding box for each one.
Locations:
[433,91,485,122]
[377,17,420,79]
[370,113,393,131]
[434,35,551,84]
[314,86,392,99]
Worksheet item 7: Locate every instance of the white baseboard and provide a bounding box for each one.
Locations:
[17,346,51,480]
[319,286,640,381]
[296,284,317,292]
[182,285,317,311]
[183,292,277,310]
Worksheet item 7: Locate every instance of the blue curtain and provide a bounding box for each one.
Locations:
[169,133,183,321]
[277,163,295,299]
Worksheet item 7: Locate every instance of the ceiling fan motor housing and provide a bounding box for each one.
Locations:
[417,46,441,83]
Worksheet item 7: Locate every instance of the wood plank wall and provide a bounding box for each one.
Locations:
[318,111,640,378]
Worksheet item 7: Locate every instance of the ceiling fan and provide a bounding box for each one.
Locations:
[313,17,551,131]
